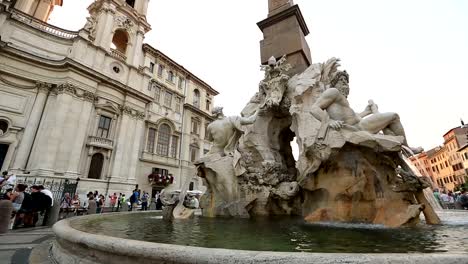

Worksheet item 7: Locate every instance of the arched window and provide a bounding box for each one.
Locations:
[111,29,129,54]
[88,153,104,179]
[193,89,200,108]
[156,124,171,156]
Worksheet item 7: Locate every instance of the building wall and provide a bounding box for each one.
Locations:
[0,1,218,199]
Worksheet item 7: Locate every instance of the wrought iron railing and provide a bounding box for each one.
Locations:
[0,176,79,203]
[10,9,78,39]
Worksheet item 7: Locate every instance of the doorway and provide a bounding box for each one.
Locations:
[0,144,9,170]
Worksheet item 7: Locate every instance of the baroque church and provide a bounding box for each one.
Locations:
[0,0,217,196]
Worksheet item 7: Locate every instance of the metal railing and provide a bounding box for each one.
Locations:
[10,9,78,39]
[1,176,79,203]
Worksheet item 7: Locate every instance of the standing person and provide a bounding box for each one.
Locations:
[129,190,136,211]
[38,185,53,226]
[71,194,80,215]
[116,193,122,212]
[59,193,72,219]
[141,191,149,211]
[109,193,117,212]
[10,184,27,212]
[156,191,163,210]
[119,194,126,212]
[29,186,52,227]
[87,195,97,215]
[0,171,9,187]
[97,194,105,213]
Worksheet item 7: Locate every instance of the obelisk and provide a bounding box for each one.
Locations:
[257,0,312,75]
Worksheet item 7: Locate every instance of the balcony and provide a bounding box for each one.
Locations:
[109,49,127,61]
[87,136,113,150]
[140,152,179,167]
[10,9,78,39]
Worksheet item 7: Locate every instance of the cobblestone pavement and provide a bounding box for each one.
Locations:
[0,226,53,264]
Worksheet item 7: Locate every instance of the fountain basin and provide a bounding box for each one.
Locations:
[51,211,468,264]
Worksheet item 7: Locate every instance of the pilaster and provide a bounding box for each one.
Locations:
[12,82,51,171]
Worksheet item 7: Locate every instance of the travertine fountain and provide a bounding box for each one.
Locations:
[191,56,439,227]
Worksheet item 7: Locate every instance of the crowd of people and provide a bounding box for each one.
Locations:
[433,188,468,209]
[1,183,54,228]
[58,189,166,218]
[1,169,204,229]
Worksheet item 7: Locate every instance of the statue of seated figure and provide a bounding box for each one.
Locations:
[310,70,423,154]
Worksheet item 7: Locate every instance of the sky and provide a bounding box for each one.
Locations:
[48,0,468,151]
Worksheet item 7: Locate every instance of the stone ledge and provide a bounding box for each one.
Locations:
[50,212,468,264]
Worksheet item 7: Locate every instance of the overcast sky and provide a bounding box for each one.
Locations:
[49,0,468,151]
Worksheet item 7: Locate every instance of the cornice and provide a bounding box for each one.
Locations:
[183,103,215,122]
[257,4,309,36]
[143,44,219,96]
[0,43,153,104]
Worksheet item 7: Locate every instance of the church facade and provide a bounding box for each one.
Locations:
[0,0,217,197]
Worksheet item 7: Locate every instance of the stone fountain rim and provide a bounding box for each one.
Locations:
[51,211,468,264]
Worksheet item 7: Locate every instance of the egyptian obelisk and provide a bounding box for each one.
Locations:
[257,0,312,75]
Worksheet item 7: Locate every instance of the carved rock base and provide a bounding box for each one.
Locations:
[301,144,422,227]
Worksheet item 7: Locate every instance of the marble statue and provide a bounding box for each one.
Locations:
[310,69,423,154]
[259,55,291,108]
[206,106,259,156]
[195,56,435,227]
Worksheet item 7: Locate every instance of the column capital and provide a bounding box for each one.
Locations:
[35,81,53,93]
[55,83,77,96]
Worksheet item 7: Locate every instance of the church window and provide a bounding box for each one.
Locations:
[206,99,211,111]
[178,78,185,89]
[125,0,135,8]
[167,71,175,82]
[193,89,200,108]
[170,136,179,158]
[190,145,199,162]
[111,29,129,54]
[149,62,155,73]
[156,124,171,156]
[158,65,164,77]
[88,153,104,179]
[191,118,200,135]
[175,97,181,113]
[155,87,161,103]
[147,128,156,153]
[204,123,210,140]
[97,116,112,138]
[164,91,173,107]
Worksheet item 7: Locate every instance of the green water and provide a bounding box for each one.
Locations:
[73,211,468,253]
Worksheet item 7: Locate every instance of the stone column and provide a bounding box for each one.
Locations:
[94,6,115,49]
[130,29,145,67]
[66,92,96,175]
[12,82,50,171]
[127,113,145,181]
[109,109,130,179]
